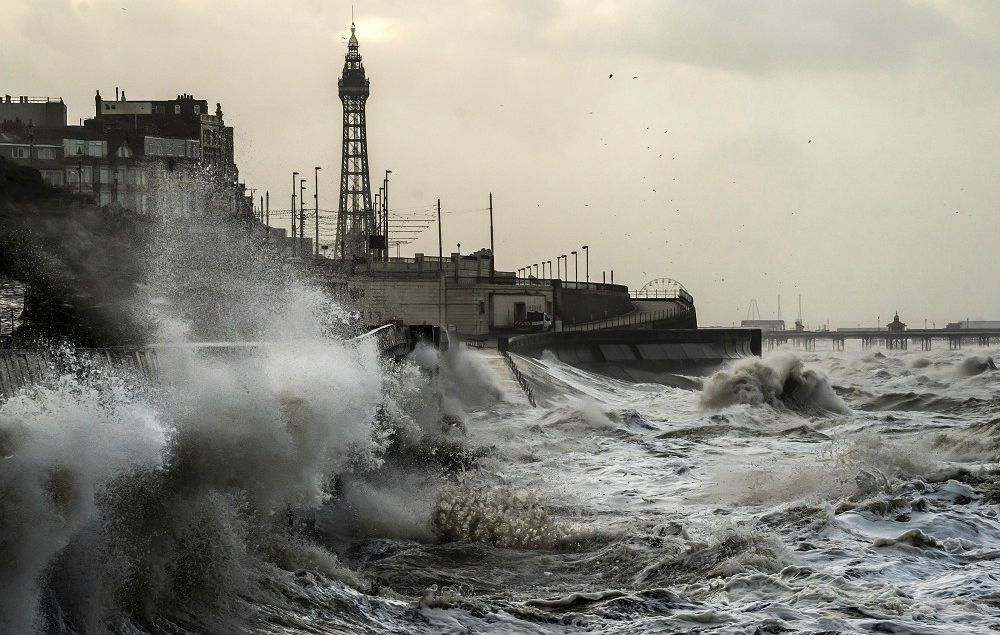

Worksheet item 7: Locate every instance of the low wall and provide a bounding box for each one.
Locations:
[0,325,438,400]
[501,328,762,382]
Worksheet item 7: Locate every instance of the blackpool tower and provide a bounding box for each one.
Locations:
[334,21,377,260]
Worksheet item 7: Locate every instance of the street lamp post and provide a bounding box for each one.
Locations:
[369,188,382,255]
[314,166,321,257]
[571,251,578,283]
[291,171,299,256]
[547,260,552,280]
[582,245,589,284]
[27,121,34,169]
[76,147,84,195]
[560,255,567,281]
[384,170,392,261]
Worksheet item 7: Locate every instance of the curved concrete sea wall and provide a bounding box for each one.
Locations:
[501,328,762,383]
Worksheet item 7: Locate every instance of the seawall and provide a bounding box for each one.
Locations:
[500,328,761,383]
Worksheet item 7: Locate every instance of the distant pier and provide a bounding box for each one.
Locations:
[761,328,1000,352]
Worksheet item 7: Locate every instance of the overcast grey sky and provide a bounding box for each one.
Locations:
[5,0,999,326]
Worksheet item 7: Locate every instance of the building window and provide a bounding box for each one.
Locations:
[12,147,27,159]
[64,139,85,156]
[37,148,55,160]
[174,104,181,115]
[193,104,200,115]
[68,166,93,184]
[41,171,63,187]
[479,301,486,315]
[87,140,105,157]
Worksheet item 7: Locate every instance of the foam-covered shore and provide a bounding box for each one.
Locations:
[3,333,999,632]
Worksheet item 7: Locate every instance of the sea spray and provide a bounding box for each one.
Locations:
[0,179,426,629]
[433,476,575,549]
[700,352,848,414]
[0,373,168,632]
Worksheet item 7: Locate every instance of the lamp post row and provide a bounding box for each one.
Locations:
[280,168,392,259]
[274,179,587,280]
[520,245,592,285]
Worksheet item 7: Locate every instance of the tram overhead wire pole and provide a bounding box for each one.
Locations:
[437,198,444,329]
[489,192,495,281]
[583,245,589,284]
[299,179,306,244]
[314,167,321,257]
[572,251,578,283]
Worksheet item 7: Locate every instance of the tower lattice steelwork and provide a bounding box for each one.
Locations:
[334,21,377,260]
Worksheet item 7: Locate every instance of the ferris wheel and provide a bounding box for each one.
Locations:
[636,278,689,298]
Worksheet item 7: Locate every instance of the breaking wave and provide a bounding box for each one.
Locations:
[0,328,387,632]
[699,352,849,414]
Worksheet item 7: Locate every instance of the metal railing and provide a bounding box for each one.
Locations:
[348,323,415,358]
[630,288,695,304]
[514,277,554,286]
[559,281,628,292]
[512,278,629,292]
[500,350,536,407]
[3,96,63,104]
[563,307,681,332]
[463,336,489,349]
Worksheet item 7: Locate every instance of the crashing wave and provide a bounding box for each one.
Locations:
[699,353,849,414]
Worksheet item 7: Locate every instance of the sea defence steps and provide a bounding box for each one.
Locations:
[500,328,761,384]
[0,324,442,401]
[468,347,535,407]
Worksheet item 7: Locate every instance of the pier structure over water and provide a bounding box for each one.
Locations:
[763,328,1000,351]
